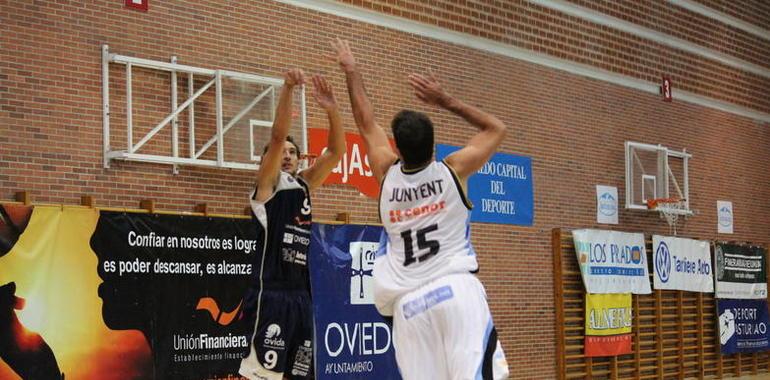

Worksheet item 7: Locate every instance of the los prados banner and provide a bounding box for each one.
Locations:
[652,235,713,293]
[309,223,401,379]
[717,299,770,354]
[0,205,255,379]
[584,293,632,357]
[573,229,651,294]
[714,243,768,299]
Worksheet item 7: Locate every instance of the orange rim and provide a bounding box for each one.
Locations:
[646,197,681,209]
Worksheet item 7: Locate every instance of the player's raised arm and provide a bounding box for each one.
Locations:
[254,69,304,202]
[331,38,397,182]
[408,72,506,182]
[299,74,346,190]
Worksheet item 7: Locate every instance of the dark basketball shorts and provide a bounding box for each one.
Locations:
[240,289,314,380]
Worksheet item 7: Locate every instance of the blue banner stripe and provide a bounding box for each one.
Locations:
[590,267,646,276]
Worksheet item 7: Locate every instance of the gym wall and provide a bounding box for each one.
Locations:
[2,1,769,378]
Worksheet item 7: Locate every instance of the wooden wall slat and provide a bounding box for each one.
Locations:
[552,228,770,379]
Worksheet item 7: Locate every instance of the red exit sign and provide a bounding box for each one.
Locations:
[125,0,148,12]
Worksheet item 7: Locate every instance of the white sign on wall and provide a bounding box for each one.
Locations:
[596,185,619,225]
[717,201,734,234]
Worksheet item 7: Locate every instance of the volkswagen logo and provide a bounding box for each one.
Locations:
[655,241,671,283]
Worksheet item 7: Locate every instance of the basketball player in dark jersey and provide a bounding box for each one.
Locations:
[240,69,345,380]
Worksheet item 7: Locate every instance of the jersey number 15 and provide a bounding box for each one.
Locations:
[401,224,440,266]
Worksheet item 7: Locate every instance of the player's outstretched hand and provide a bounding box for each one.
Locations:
[284,68,305,87]
[408,71,452,108]
[311,75,337,112]
[330,38,357,73]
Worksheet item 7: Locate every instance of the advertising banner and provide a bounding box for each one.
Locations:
[573,229,651,294]
[0,205,255,379]
[652,235,713,293]
[717,299,770,354]
[584,293,632,357]
[309,223,400,379]
[308,128,392,198]
[715,243,767,299]
[436,144,533,226]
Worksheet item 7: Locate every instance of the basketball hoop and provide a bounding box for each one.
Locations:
[299,153,318,170]
[647,198,687,234]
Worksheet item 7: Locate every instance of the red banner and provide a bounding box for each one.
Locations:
[584,335,632,357]
[307,128,394,198]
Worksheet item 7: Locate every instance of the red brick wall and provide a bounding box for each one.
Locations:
[338,0,770,113]
[1,1,769,378]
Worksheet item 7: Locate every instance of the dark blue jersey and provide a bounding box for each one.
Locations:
[240,172,315,380]
[249,172,312,292]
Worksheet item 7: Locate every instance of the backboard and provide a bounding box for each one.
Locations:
[624,141,692,214]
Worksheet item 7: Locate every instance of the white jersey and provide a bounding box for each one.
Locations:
[375,160,478,316]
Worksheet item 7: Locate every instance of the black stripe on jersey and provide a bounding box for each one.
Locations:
[481,326,499,380]
[400,160,431,175]
[295,175,310,194]
[377,160,399,225]
[441,160,473,210]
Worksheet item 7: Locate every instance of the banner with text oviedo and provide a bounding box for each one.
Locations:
[652,235,713,293]
[0,205,254,379]
[573,229,651,294]
[309,223,400,380]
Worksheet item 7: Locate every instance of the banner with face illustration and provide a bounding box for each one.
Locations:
[0,205,255,379]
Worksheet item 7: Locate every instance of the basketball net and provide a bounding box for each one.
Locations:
[647,198,686,235]
[299,153,318,170]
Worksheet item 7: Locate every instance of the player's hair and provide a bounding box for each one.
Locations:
[391,110,434,166]
[262,135,301,159]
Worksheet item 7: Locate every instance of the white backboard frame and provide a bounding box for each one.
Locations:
[625,141,692,215]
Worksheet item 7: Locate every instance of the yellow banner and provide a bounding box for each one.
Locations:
[585,293,632,336]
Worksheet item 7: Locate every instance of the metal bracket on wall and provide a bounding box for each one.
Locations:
[101,45,307,172]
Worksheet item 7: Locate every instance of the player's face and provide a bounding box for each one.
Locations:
[281,141,299,175]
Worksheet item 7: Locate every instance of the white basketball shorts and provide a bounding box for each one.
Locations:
[392,272,509,380]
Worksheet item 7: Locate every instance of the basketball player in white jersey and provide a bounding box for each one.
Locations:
[331,39,510,379]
